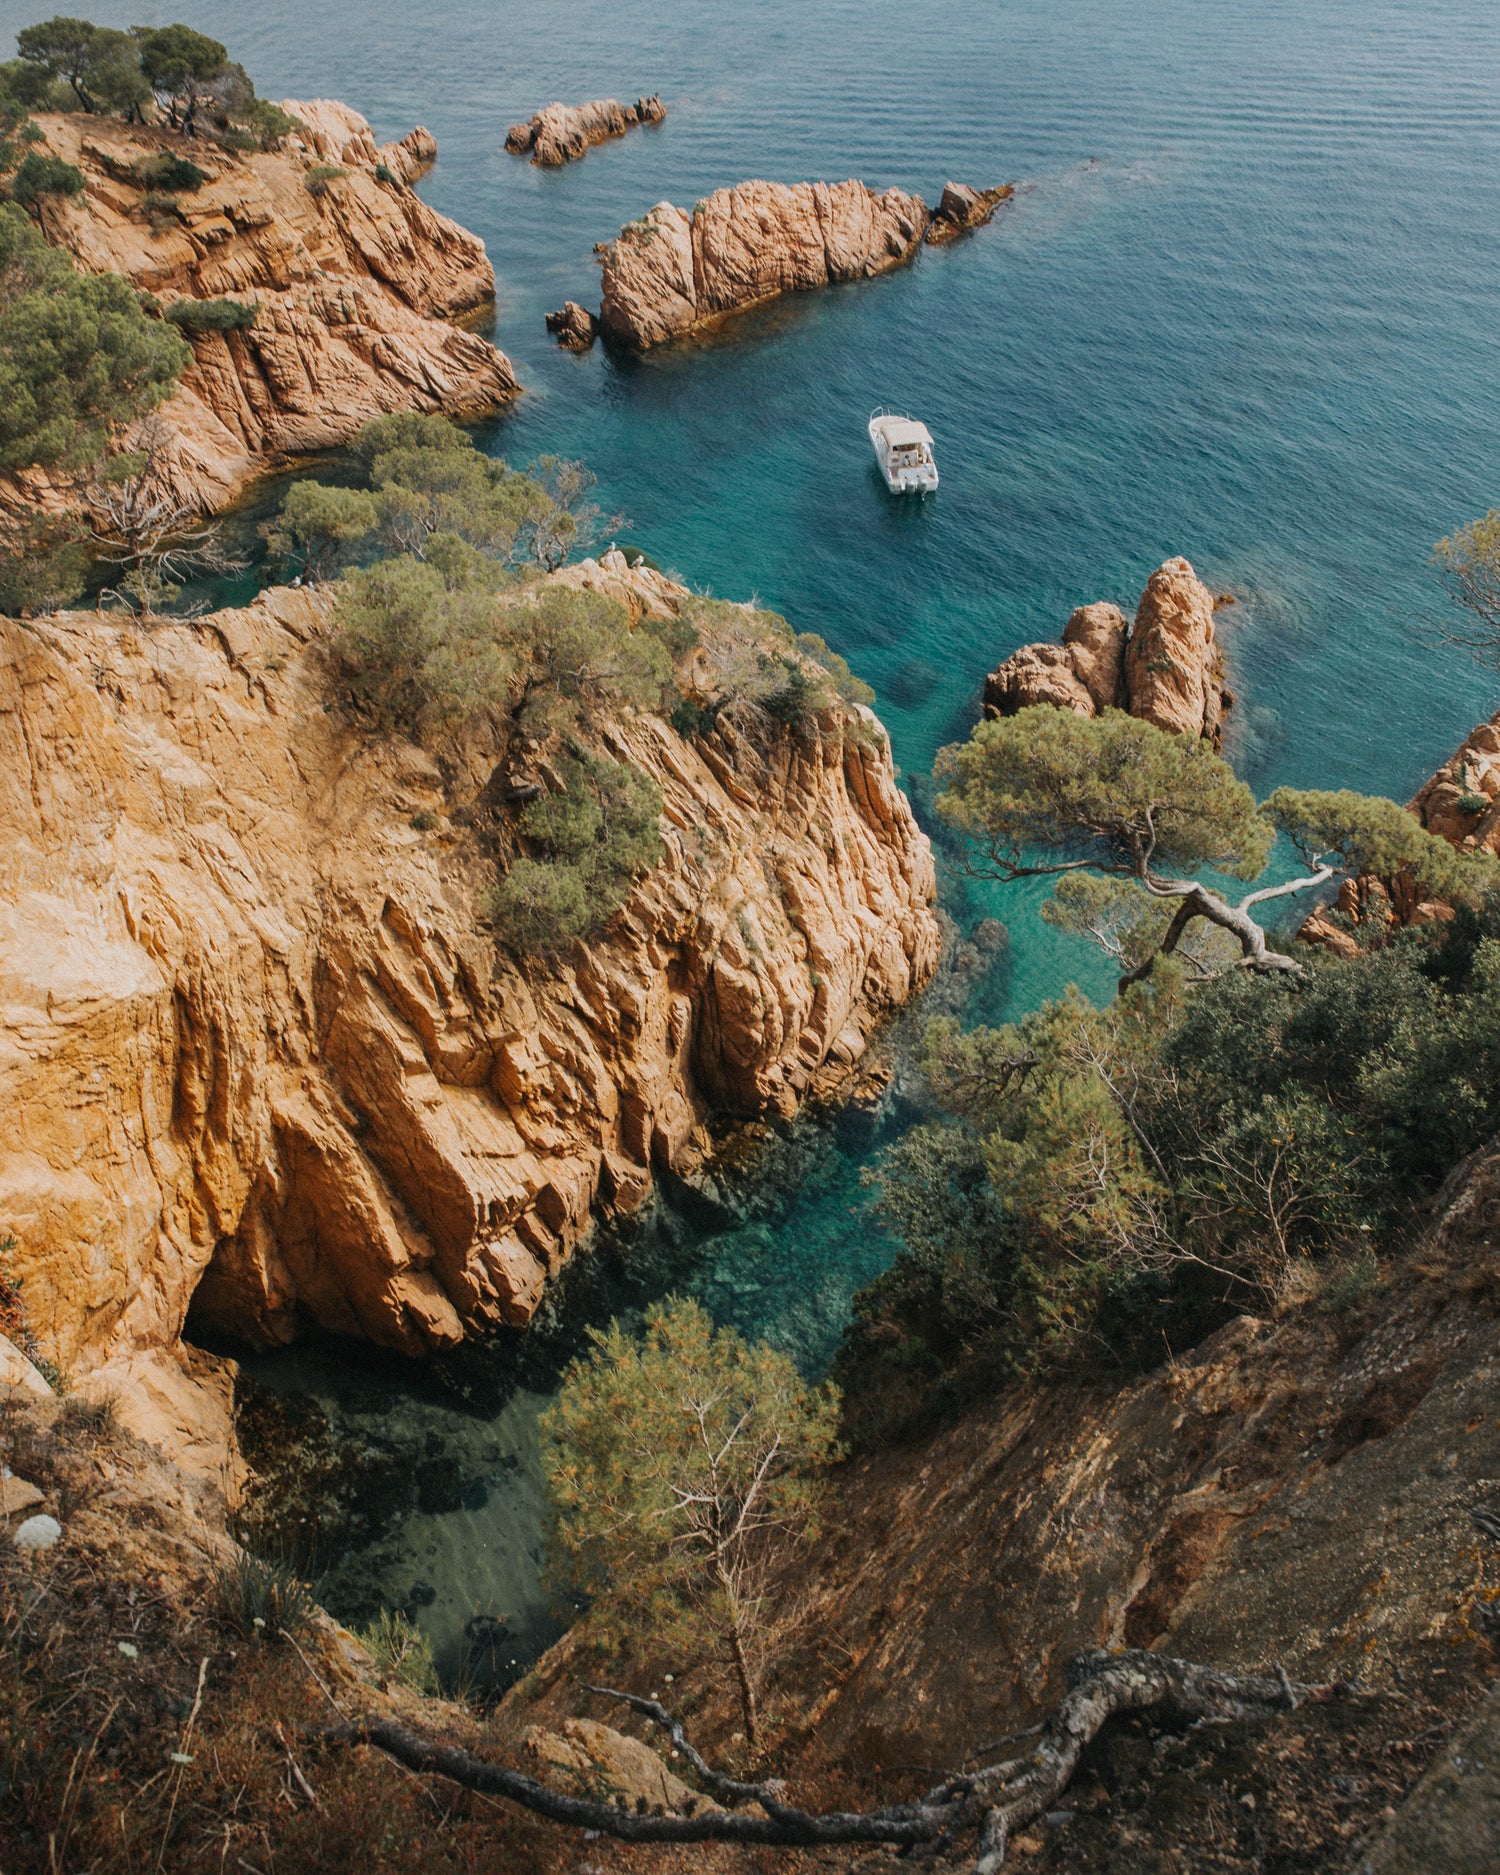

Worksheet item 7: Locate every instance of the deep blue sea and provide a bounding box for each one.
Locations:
[15,0,1500,1679]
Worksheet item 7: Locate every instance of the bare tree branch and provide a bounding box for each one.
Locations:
[320,1648,1345,1869]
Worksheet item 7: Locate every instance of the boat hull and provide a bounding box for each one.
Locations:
[868,417,939,494]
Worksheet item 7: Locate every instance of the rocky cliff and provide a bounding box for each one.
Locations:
[0,557,936,1454]
[505,96,666,166]
[1409,707,1500,856]
[595,180,930,349]
[984,555,1231,744]
[12,105,517,515]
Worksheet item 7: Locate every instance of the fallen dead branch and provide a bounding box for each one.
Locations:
[320,1647,1348,1869]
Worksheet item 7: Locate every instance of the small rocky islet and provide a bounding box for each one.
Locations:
[504,94,667,166]
[549,173,1015,352]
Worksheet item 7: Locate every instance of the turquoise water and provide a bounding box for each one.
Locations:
[35,0,1500,1680]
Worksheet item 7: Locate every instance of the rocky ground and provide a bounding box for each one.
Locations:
[4,1128,1496,1871]
[501,1138,1500,1872]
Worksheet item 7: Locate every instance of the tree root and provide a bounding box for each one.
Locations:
[319,1648,1345,1869]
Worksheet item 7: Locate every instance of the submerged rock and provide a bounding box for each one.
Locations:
[505,96,666,166]
[596,178,928,350]
[984,558,1228,745]
[545,300,599,350]
[923,179,1014,245]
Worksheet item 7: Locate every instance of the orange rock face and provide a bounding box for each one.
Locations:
[1409,710,1500,855]
[0,561,937,1402]
[13,106,517,515]
[596,180,929,349]
[984,558,1228,744]
[505,96,666,166]
[1125,556,1227,741]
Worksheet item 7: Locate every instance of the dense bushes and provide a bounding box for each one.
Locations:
[0,201,186,472]
[8,149,80,206]
[837,907,1500,1445]
[133,150,205,191]
[164,293,258,334]
[490,755,663,949]
[287,415,880,951]
[10,18,298,149]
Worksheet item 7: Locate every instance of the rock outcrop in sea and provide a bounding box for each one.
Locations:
[923,179,1014,246]
[9,104,517,516]
[595,180,930,349]
[0,556,937,1455]
[984,555,1231,744]
[545,300,600,350]
[505,96,667,166]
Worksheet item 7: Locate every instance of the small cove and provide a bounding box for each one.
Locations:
[66,0,1500,1683]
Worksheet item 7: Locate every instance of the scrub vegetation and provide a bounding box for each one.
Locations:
[836,703,1500,1443]
[540,1296,842,1748]
[265,414,879,951]
[0,17,309,611]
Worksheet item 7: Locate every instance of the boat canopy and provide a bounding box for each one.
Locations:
[874,417,933,448]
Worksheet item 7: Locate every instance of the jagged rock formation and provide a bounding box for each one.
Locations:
[281,97,437,183]
[505,96,666,166]
[545,300,599,350]
[923,179,1013,246]
[9,106,516,516]
[595,180,929,350]
[984,556,1231,744]
[0,558,936,1449]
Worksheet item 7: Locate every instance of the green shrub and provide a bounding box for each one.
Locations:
[839,914,1500,1444]
[355,1610,438,1693]
[490,754,664,952]
[0,509,87,616]
[139,188,181,227]
[335,553,514,739]
[132,151,206,192]
[487,856,593,951]
[670,696,718,739]
[1456,791,1490,817]
[241,98,302,149]
[305,162,347,197]
[212,1551,316,1639]
[8,151,83,208]
[0,203,187,472]
[164,295,259,335]
[373,161,398,186]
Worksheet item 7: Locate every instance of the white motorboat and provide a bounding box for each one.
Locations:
[869,408,939,494]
